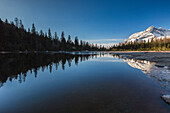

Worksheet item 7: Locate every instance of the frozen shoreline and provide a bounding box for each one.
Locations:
[110,52,170,89]
[110,52,170,104]
[109,52,170,69]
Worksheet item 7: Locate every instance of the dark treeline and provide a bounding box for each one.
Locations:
[0,53,103,87]
[0,18,106,51]
[111,37,170,51]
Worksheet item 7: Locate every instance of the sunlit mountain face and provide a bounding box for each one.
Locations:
[124,26,170,44]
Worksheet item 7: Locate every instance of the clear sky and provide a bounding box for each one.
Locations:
[0,0,170,46]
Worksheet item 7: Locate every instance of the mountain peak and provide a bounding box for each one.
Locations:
[124,26,170,43]
[146,26,155,32]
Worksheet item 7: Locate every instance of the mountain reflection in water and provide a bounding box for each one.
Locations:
[119,56,170,91]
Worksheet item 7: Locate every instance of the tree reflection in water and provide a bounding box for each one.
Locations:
[0,53,101,87]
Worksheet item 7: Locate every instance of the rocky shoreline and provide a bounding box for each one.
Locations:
[110,52,170,68]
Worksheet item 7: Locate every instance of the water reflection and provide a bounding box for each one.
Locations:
[122,59,155,74]
[0,53,101,87]
[0,53,170,113]
[114,55,170,91]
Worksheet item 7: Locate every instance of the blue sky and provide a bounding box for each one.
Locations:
[0,0,170,46]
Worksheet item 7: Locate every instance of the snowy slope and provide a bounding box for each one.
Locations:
[124,26,170,43]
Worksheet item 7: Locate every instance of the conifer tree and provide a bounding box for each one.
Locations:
[163,36,167,45]
[40,30,44,37]
[31,23,36,34]
[54,32,59,45]
[80,40,83,47]
[75,36,79,46]
[67,35,72,44]
[14,17,19,27]
[5,19,8,24]
[10,21,14,26]
[28,28,30,33]
[45,32,47,38]
[19,20,24,29]
[54,32,58,39]
[61,31,66,47]
[48,28,52,39]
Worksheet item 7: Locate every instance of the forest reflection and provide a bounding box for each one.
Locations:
[0,53,103,87]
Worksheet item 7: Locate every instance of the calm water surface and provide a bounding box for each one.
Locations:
[0,53,169,113]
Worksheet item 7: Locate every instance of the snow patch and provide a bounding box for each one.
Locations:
[161,95,170,104]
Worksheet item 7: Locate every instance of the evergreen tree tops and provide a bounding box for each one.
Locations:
[111,37,170,51]
[0,17,106,51]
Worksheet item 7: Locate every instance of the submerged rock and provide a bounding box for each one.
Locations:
[155,64,165,68]
[161,95,170,105]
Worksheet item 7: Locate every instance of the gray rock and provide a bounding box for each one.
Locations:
[161,95,170,105]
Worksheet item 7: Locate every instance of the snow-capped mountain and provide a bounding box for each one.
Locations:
[124,26,170,43]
